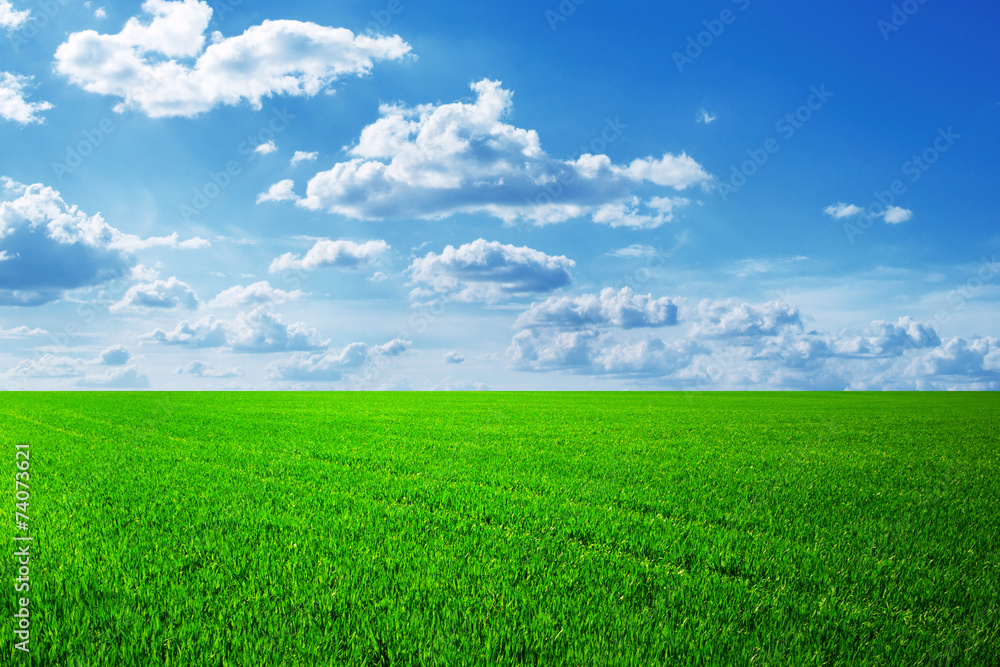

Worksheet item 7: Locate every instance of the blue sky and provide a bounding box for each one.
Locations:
[1,0,998,390]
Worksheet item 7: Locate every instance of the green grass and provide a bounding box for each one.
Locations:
[2,392,998,666]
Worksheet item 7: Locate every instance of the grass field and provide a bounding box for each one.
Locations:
[2,392,998,666]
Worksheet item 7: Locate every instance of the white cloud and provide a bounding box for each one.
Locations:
[883,206,913,224]
[209,281,304,307]
[289,79,710,225]
[591,195,690,229]
[689,299,803,338]
[268,338,410,381]
[4,354,83,378]
[501,277,991,389]
[98,345,130,365]
[55,0,412,118]
[255,141,277,155]
[606,244,658,259]
[1,177,24,193]
[0,1,29,30]
[77,365,150,388]
[407,239,574,303]
[224,307,328,352]
[110,231,210,251]
[0,182,133,305]
[257,179,298,204]
[269,239,388,273]
[0,72,53,125]
[291,150,318,166]
[143,315,227,348]
[595,337,705,376]
[515,287,679,330]
[824,202,863,219]
[906,337,998,381]
[444,351,464,364]
[431,378,489,391]
[834,316,940,357]
[825,201,913,225]
[110,276,200,313]
[697,109,717,124]
[508,329,704,376]
[0,325,48,338]
[728,256,809,278]
[95,6,106,19]
[144,306,326,352]
[176,360,244,378]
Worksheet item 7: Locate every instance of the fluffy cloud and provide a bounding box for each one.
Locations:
[268,338,410,381]
[906,337,998,379]
[444,351,464,364]
[0,1,29,30]
[291,151,318,166]
[54,0,412,118]
[505,289,961,387]
[0,72,53,125]
[515,287,678,330]
[110,276,200,313]
[509,329,704,376]
[176,360,244,378]
[143,306,326,352]
[591,195,690,229]
[834,317,940,357]
[269,239,388,273]
[143,316,227,348]
[255,141,277,155]
[508,287,694,376]
[823,202,863,219]
[98,345,130,365]
[4,354,83,378]
[883,206,913,224]
[408,239,574,303]
[209,281,303,307]
[277,79,709,225]
[689,300,803,338]
[0,182,133,305]
[257,180,297,204]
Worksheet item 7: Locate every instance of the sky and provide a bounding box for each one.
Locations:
[0,0,998,391]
